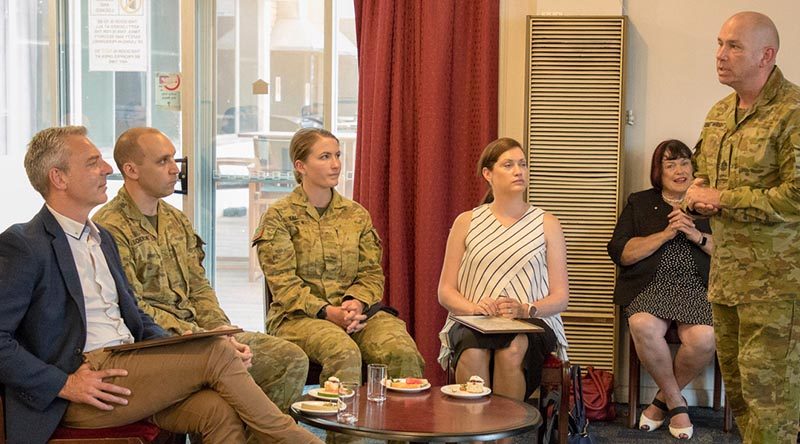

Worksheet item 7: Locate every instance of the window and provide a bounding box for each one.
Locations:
[210,0,359,332]
[66,0,183,208]
[0,1,55,229]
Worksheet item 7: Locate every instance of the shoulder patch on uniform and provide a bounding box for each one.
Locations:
[704,121,726,128]
[253,226,265,240]
[130,235,149,246]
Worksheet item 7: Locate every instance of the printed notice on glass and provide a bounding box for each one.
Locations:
[157,72,181,111]
[89,0,147,72]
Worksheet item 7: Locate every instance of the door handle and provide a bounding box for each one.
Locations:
[175,156,188,195]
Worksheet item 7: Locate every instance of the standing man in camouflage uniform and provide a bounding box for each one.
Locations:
[252,128,425,385]
[685,11,800,443]
[94,127,309,413]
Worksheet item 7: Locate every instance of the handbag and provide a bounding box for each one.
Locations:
[582,366,616,421]
[568,365,595,444]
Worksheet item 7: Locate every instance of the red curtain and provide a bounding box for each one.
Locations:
[353,0,499,384]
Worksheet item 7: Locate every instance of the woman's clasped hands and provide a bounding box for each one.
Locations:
[665,209,702,242]
[474,296,526,318]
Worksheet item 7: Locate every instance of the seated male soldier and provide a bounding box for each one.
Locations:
[94,127,308,412]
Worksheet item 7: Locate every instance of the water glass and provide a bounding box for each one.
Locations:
[337,382,359,424]
[367,364,388,402]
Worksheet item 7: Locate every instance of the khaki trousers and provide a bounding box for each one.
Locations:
[713,301,800,444]
[62,337,321,444]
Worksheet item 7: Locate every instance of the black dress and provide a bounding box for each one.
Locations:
[625,233,713,325]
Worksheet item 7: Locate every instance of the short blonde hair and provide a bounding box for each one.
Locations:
[24,126,87,197]
[290,128,339,183]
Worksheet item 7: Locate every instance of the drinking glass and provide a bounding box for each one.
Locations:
[337,382,359,424]
[367,364,387,402]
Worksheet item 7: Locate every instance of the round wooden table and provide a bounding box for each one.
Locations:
[290,386,541,442]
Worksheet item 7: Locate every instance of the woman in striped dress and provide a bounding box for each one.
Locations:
[437,137,569,401]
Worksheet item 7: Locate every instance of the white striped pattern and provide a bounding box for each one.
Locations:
[437,205,568,368]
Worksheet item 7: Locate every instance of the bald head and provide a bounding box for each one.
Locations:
[724,11,779,53]
[114,127,163,177]
[716,11,781,97]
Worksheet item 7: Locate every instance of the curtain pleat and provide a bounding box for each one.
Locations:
[354,0,498,384]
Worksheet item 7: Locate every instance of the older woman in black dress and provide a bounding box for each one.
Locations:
[607,140,715,440]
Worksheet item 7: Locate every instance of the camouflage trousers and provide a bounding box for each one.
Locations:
[712,301,800,444]
[274,310,425,385]
[235,331,309,412]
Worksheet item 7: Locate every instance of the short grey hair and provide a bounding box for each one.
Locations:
[24,126,88,197]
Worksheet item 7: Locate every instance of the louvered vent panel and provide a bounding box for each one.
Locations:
[526,16,626,373]
[562,317,616,370]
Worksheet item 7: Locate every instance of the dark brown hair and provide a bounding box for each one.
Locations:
[650,139,693,190]
[477,137,524,204]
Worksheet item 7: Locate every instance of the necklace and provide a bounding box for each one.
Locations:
[661,193,684,205]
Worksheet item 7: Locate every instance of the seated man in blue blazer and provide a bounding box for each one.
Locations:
[0,126,321,444]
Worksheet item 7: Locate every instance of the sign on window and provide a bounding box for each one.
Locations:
[88,0,148,72]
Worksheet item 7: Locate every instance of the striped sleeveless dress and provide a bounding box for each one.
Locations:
[437,204,569,369]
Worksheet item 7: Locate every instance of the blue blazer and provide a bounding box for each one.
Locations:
[0,206,166,444]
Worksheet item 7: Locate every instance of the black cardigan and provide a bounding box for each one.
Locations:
[606,188,711,307]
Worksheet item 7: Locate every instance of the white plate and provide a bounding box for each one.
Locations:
[307,388,353,400]
[291,400,339,415]
[440,384,492,399]
[383,379,432,393]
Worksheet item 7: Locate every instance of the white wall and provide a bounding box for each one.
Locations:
[499,0,800,406]
[623,0,800,196]
[0,153,44,230]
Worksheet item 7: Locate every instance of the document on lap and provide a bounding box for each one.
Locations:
[103,327,244,353]
[451,315,543,334]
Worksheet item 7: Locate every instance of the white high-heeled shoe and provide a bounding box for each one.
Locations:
[668,405,694,439]
[639,397,668,432]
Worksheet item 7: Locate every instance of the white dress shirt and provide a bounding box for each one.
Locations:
[47,205,134,351]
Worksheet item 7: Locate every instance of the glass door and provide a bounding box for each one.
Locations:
[0,0,185,230]
[203,0,359,332]
[66,0,184,211]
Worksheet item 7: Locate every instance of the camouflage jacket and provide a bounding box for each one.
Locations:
[252,186,384,333]
[94,187,230,334]
[693,66,800,305]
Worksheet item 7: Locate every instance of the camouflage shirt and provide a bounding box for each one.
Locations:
[693,66,800,305]
[252,186,384,333]
[94,187,230,334]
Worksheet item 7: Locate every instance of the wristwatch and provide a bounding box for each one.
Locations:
[316,305,329,320]
[698,235,708,246]
[528,303,538,319]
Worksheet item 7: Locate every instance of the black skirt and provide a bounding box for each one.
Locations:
[448,318,557,398]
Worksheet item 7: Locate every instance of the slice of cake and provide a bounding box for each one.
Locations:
[322,376,340,394]
[465,375,485,393]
